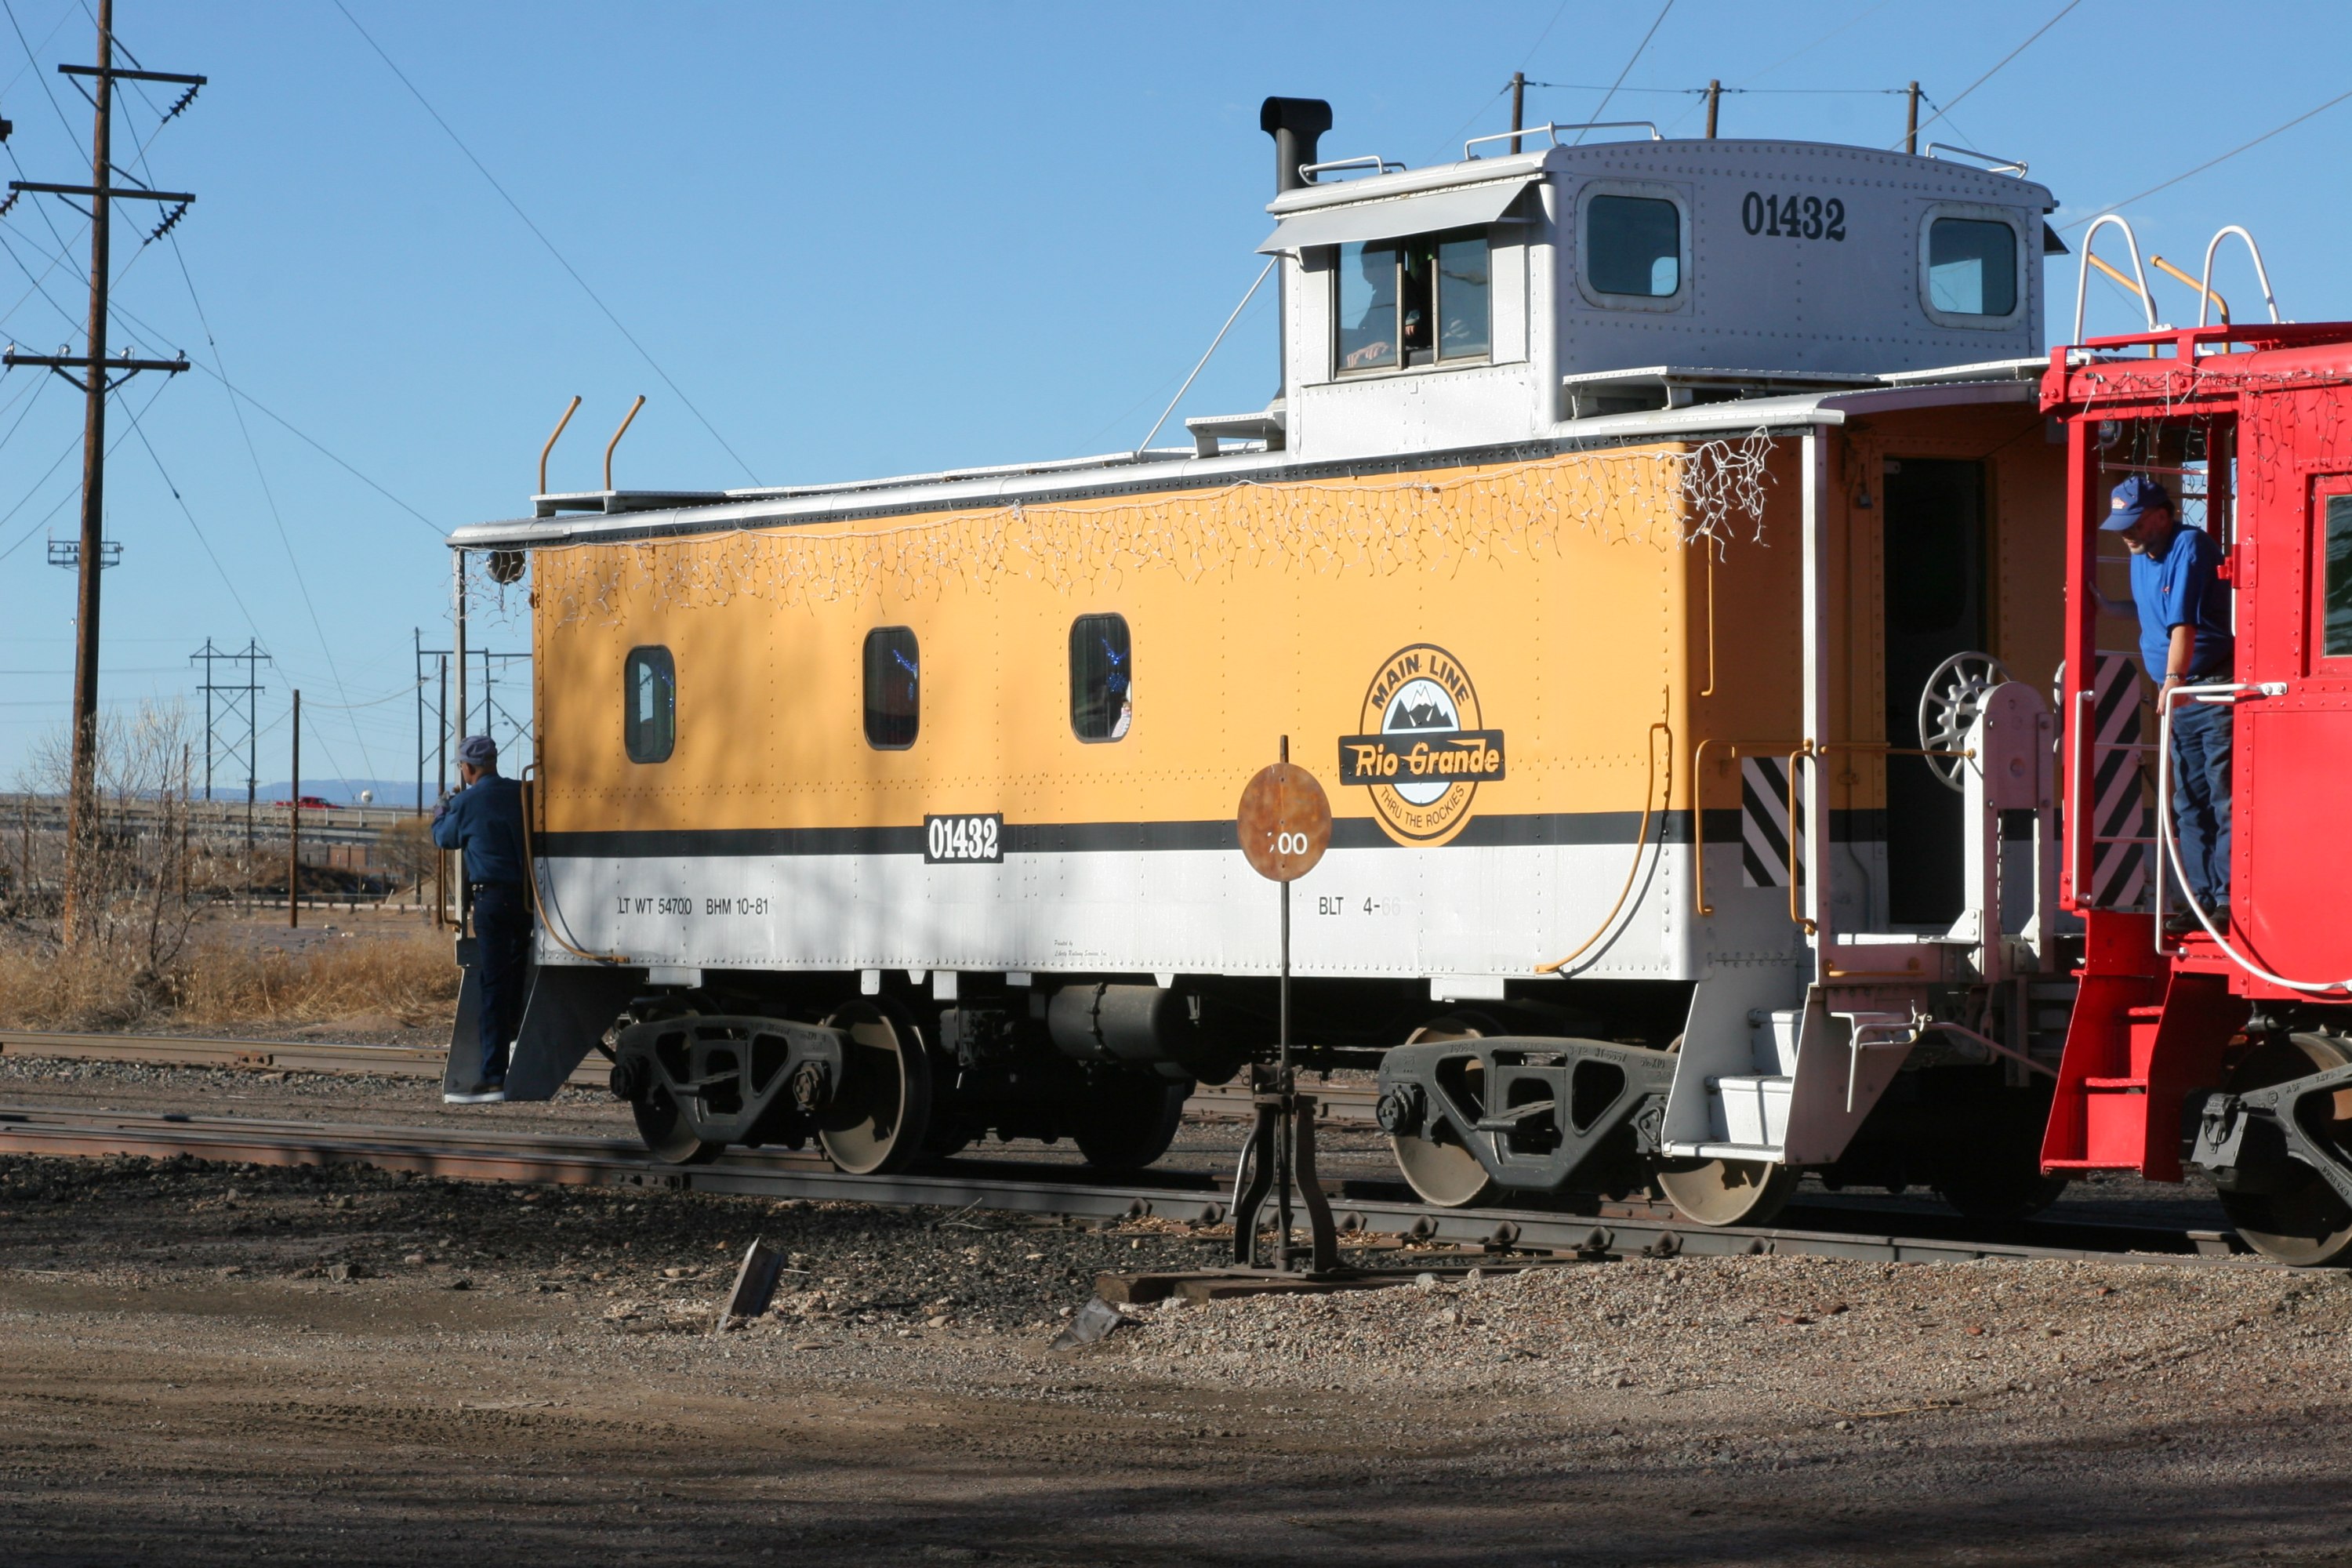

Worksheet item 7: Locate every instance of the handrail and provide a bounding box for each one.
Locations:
[536,395,580,495]
[2149,254,2227,325]
[1693,737,1976,927]
[1692,736,1806,922]
[2155,681,2348,992]
[1298,154,1401,180]
[2086,252,2148,301]
[1697,540,1719,698]
[1925,141,2027,176]
[603,395,645,492]
[2066,688,2089,907]
[2074,214,2158,343]
[2197,225,2281,328]
[519,764,631,966]
[1463,121,1660,158]
[1534,710,1670,974]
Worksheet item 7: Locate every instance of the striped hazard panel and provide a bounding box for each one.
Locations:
[1741,755,1802,888]
[2088,652,2153,909]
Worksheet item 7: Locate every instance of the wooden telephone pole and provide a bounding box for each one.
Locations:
[2,0,200,941]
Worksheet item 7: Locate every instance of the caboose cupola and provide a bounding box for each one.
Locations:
[1243,114,2060,463]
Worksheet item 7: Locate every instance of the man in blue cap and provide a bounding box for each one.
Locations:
[2095,475,2234,934]
[431,735,531,1102]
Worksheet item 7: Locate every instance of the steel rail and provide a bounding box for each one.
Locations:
[0,1104,2259,1271]
[0,1027,1383,1121]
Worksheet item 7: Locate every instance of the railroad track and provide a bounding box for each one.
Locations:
[0,1101,2260,1270]
[0,1027,1381,1121]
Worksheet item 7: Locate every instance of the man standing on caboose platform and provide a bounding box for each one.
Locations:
[432,735,532,1103]
[2096,475,2235,934]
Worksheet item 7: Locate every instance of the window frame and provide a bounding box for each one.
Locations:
[1068,612,1134,744]
[861,625,921,750]
[1573,180,1692,314]
[1917,203,2027,330]
[622,645,677,765]
[2311,477,2352,676]
[1329,227,1497,379]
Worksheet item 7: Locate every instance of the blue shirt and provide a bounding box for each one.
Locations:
[2129,524,2234,682]
[430,775,528,887]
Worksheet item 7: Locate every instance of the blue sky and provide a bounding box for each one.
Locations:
[0,0,2344,795]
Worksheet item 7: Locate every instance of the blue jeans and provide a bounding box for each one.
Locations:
[2169,699,2232,909]
[470,883,533,1084]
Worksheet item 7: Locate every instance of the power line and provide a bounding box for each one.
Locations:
[1733,0,1896,90]
[2,0,80,146]
[162,231,379,782]
[0,0,70,99]
[330,0,761,486]
[1897,0,2082,149]
[111,390,360,788]
[1575,0,1675,143]
[1526,82,1904,96]
[0,218,449,534]
[2062,84,2352,230]
[1516,0,1573,71]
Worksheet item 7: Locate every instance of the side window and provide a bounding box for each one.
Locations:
[622,646,675,764]
[862,626,920,749]
[1335,230,1490,374]
[1586,194,1681,297]
[1927,216,2018,317]
[2324,492,2352,661]
[1069,613,1133,742]
[1337,240,1401,372]
[1436,233,1491,360]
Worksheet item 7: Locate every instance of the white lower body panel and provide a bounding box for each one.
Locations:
[530,841,1699,983]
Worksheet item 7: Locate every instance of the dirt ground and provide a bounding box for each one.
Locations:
[5,1101,2352,1566]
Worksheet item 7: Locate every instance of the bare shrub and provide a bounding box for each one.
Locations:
[0,927,461,1032]
[165,928,461,1028]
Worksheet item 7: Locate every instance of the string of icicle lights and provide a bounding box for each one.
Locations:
[468,434,1782,627]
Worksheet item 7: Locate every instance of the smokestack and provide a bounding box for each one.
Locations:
[1260,96,1333,195]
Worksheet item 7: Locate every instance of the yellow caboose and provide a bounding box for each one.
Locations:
[455,102,2079,1226]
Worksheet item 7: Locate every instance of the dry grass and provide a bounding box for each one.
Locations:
[0,924,461,1033]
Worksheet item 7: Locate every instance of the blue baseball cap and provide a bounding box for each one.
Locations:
[2100,474,2174,531]
[458,734,498,768]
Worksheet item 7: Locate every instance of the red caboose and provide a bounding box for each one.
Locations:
[2040,238,2352,1263]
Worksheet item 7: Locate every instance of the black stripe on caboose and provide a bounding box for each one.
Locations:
[539,809,1896,860]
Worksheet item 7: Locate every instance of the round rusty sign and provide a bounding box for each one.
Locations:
[1238,762,1332,883]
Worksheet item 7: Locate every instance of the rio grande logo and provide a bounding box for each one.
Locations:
[1337,643,1505,846]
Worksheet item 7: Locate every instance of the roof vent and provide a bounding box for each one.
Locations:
[1259,96,1332,195]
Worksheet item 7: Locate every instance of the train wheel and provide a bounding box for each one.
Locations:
[1657,1158,1796,1227]
[818,1001,935,1176]
[1390,1015,1498,1207]
[1392,1129,1497,1208]
[632,1082,720,1166]
[2216,1033,2352,1267]
[1074,1077,1189,1171]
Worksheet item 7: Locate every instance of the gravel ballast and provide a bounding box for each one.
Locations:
[5,1146,2352,1566]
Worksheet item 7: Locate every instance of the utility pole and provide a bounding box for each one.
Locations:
[1508,71,1526,154]
[3,0,200,942]
[288,688,299,928]
[1706,79,1722,140]
[452,551,468,933]
[1904,81,1921,155]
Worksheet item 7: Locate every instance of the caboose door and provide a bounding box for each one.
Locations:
[2235,476,2352,980]
[1881,457,1989,927]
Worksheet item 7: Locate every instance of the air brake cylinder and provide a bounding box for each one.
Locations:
[1045,982,1241,1084]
